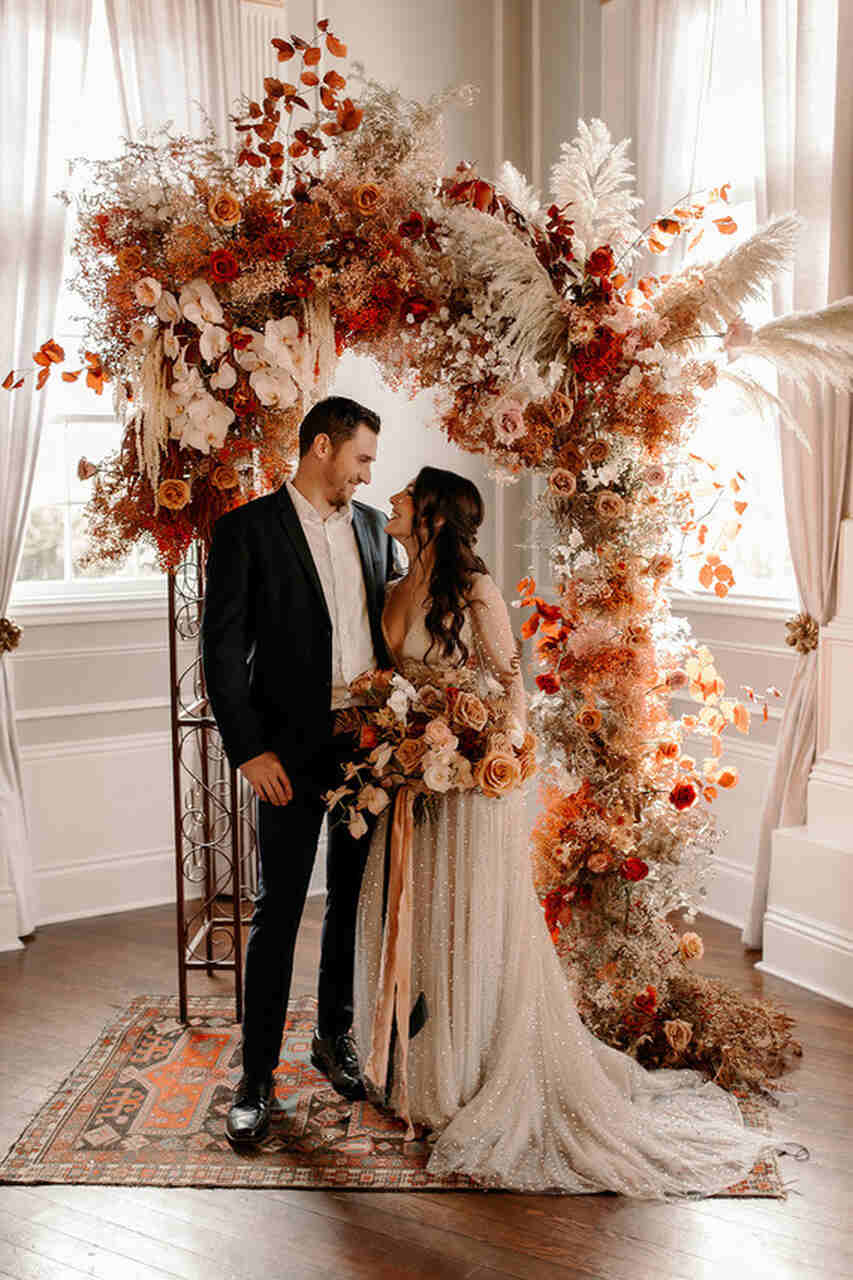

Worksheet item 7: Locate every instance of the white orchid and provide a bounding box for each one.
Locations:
[179,277,224,327]
[156,290,180,324]
[347,807,368,840]
[129,320,156,346]
[232,327,266,371]
[263,316,310,386]
[133,277,162,308]
[177,394,235,453]
[199,323,229,364]
[210,360,237,390]
[163,325,179,359]
[249,366,298,409]
[359,784,390,816]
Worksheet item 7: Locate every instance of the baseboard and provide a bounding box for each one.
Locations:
[697,854,752,929]
[36,846,176,926]
[757,906,853,1008]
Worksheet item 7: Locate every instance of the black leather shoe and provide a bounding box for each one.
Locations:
[225,1073,274,1145]
[310,1030,366,1102]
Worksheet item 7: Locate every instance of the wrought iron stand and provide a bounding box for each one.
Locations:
[168,542,258,1022]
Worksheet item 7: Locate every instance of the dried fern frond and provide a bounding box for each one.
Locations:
[549,118,643,263]
[494,161,543,225]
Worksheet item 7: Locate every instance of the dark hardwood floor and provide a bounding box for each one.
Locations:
[0,901,850,1280]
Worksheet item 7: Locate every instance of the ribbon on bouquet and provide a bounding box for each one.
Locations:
[364,784,416,1140]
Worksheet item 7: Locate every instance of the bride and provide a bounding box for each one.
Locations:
[351,464,794,1198]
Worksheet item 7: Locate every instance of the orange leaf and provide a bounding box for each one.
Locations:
[41,339,65,363]
[521,614,540,639]
[33,351,50,367]
[714,582,728,598]
[316,18,329,31]
[11,377,24,389]
[688,228,704,251]
[699,564,714,589]
[245,152,265,167]
[86,369,105,394]
[711,734,722,758]
[36,367,50,389]
[320,86,337,110]
[301,71,319,86]
[336,98,362,131]
[62,370,82,382]
[320,121,341,135]
[713,216,738,235]
[656,217,681,235]
[611,273,627,289]
[720,182,732,202]
[263,77,285,98]
[323,69,346,89]
[326,33,347,56]
[733,499,748,515]
[248,101,262,117]
[271,39,294,61]
[647,237,666,254]
[289,139,309,157]
[706,553,720,566]
[2,370,13,390]
[302,45,321,66]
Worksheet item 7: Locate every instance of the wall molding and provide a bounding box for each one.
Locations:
[13,641,195,665]
[669,589,798,621]
[9,594,169,627]
[35,845,176,926]
[758,906,853,1008]
[699,853,753,929]
[21,730,170,762]
[17,696,169,724]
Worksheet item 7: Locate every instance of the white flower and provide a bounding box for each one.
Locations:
[163,326,179,359]
[179,277,224,327]
[508,716,525,750]
[618,364,644,397]
[388,675,417,721]
[423,757,454,793]
[451,754,475,790]
[129,321,155,346]
[210,360,237,390]
[359,784,390,816]
[347,807,368,839]
[199,324,229,364]
[133,277,162,308]
[178,394,235,453]
[249,366,298,409]
[156,290,180,324]
[723,317,755,362]
[323,784,352,809]
[369,741,394,772]
[263,316,310,386]
[171,366,203,402]
[232,328,266,371]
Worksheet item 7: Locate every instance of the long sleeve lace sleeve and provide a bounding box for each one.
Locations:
[469,572,527,731]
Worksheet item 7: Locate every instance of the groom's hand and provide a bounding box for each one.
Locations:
[239,751,293,806]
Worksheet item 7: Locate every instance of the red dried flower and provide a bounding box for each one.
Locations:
[208,249,239,282]
[619,857,649,882]
[586,245,615,277]
[399,211,424,239]
[669,780,698,811]
[536,673,560,694]
[633,984,658,1015]
[261,229,295,260]
[573,327,623,382]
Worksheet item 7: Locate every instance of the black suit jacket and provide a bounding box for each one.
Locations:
[201,482,401,774]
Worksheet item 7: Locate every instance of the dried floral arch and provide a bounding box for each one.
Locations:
[13,23,853,1086]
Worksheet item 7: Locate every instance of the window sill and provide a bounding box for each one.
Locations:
[9,584,169,627]
[668,587,799,621]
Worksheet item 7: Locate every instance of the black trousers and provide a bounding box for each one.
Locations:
[240,735,374,1082]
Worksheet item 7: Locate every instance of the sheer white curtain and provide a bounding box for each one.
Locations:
[105,0,243,142]
[742,0,851,947]
[0,0,93,944]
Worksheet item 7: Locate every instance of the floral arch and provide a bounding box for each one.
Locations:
[12,19,853,1088]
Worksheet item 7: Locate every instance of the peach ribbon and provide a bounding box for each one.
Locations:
[364,784,416,1140]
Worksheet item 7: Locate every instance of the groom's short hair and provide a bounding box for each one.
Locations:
[299,396,381,457]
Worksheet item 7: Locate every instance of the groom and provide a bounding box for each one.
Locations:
[201,395,401,1145]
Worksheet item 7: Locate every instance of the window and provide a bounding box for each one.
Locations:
[12,0,164,603]
[673,1,797,607]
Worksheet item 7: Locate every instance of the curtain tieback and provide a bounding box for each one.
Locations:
[0,618,22,654]
[784,611,819,655]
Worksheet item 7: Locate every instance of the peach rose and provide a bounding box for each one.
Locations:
[548,468,577,498]
[475,750,522,798]
[208,187,242,228]
[353,183,383,216]
[648,554,674,579]
[493,397,527,444]
[423,756,454,793]
[453,691,489,733]
[587,851,612,873]
[663,1019,693,1053]
[587,438,609,465]
[424,717,458,753]
[158,479,191,511]
[595,490,626,521]
[557,442,585,473]
[211,463,240,490]
[576,705,602,733]
[394,736,429,774]
[678,931,704,961]
[644,463,667,487]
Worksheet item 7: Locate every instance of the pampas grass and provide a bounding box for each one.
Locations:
[494,161,543,225]
[549,118,643,263]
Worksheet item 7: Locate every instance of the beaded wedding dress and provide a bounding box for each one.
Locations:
[352,572,787,1197]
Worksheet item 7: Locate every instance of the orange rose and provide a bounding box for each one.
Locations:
[395,736,429,774]
[678,931,704,961]
[208,187,242,228]
[587,851,612,873]
[474,750,522,798]
[157,479,191,511]
[648,554,674,578]
[211,463,239,490]
[117,245,143,272]
[716,765,739,789]
[595,490,626,521]
[353,183,383,216]
[453,691,489,733]
[586,438,609,465]
[576,705,602,732]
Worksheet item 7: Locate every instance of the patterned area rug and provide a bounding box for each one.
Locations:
[0,995,784,1194]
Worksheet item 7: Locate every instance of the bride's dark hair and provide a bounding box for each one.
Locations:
[410,466,488,664]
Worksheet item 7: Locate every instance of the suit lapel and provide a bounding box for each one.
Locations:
[275,484,332,625]
[351,504,377,599]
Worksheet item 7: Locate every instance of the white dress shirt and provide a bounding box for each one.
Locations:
[286,479,377,710]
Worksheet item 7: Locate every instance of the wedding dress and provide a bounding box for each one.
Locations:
[352,572,791,1197]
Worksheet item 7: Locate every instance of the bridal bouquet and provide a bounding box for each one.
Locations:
[325,668,536,837]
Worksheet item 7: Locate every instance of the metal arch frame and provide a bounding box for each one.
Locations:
[168,542,258,1023]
